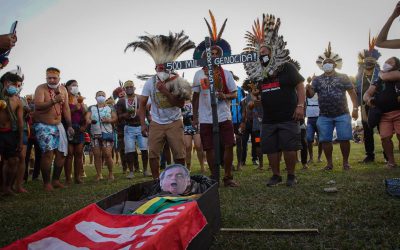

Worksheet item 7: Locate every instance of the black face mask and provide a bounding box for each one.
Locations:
[259,55,270,67]
[125,88,135,95]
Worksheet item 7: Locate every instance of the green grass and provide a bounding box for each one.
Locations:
[1,136,400,249]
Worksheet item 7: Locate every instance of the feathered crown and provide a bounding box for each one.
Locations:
[9,65,24,81]
[358,31,381,65]
[125,31,195,66]
[316,42,343,70]
[193,10,231,60]
[243,14,299,80]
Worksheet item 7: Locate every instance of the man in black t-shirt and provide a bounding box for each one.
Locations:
[258,46,305,187]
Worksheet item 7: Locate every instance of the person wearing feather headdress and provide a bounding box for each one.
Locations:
[0,71,24,195]
[306,43,358,171]
[192,10,239,187]
[355,34,381,163]
[243,14,305,187]
[125,31,193,179]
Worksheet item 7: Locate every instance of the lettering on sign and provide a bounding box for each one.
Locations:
[163,52,258,70]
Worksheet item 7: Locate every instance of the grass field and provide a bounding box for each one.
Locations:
[1,136,400,249]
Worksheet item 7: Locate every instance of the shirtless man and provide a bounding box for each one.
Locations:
[33,67,74,191]
[0,72,23,195]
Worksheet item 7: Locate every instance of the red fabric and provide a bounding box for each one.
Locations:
[5,201,207,250]
[261,82,280,90]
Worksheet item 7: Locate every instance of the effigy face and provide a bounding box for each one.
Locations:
[160,166,191,195]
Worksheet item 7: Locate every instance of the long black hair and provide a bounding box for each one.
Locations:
[65,79,77,87]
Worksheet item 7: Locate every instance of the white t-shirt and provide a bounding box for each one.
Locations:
[141,76,182,124]
[306,94,320,118]
[89,105,114,135]
[193,68,237,124]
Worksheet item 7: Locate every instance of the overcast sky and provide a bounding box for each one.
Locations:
[1,0,398,106]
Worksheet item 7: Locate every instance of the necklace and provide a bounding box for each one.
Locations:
[125,95,137,118]
[48,87,61,116]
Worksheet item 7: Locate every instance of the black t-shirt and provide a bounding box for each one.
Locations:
[373,78,400,113]
[259,63,304,124]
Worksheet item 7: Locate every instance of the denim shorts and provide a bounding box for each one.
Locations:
[124,125,148,153]
[317,114,352,142]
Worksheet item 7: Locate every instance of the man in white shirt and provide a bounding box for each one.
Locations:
[192,47,239,187]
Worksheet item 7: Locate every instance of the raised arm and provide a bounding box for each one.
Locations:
[376,2,400,48]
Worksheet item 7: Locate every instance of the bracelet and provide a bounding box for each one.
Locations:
[297,104,304,108]
[353,108,359,111]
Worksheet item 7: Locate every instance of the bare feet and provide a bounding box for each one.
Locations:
[108,174,115,181]
[74,178,83,184]
[44,183,54,192]
[95,175,104,181]
[323,165,333,171]
[3,188,16,196]
[15,187,28,193]
[52,180,65,189]
[343,164,351,171]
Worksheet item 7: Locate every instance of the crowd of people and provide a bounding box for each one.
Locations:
[1,4,400,195]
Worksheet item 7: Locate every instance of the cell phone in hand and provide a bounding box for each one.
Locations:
[10,21,18,34]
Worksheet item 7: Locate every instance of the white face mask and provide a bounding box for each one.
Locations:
[382,63,393,72]
[322,63,334,73]
[47,83,59,89]
[70,86,79,96]
[157,72,170,82]
[96,96,106,104]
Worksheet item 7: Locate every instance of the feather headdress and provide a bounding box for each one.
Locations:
[316,42,343,70]
[193,10,231,60]
[125,31,195,66]
[243,14,298,80]
[358,31,381,65]
[9,65,24,81]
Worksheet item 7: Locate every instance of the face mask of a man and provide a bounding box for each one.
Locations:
[160,167,190,195]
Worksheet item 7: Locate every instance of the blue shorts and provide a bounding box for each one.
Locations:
[306,117,319,142]
[124,125,148,153]
[317,114,352,142]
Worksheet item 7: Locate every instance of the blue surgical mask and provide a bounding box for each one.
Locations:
[6,86,18,96]
[322,63,334,73]
[96,96,106,104]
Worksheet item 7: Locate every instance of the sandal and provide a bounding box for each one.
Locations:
[223,177,239,187]
[322,165,333,171]
[386,163,397,169]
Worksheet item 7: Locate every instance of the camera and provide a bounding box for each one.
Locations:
[91,120,98,125]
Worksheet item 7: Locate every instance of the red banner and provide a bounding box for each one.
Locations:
[4,201,207,250]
